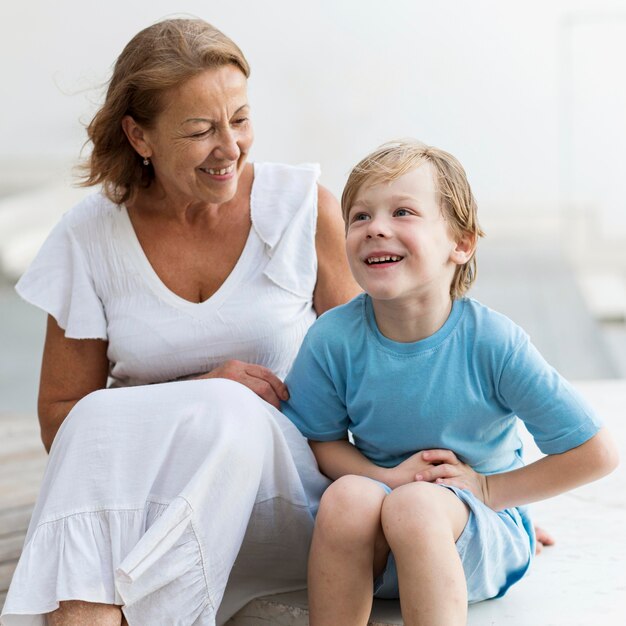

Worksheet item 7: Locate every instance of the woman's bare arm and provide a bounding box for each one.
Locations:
[313,184,361,315]
[38,315,109,452]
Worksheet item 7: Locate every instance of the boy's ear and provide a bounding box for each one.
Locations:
[450,231,475,265]
[121,115,152,159]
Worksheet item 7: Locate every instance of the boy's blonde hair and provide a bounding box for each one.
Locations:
[341,139,485,299]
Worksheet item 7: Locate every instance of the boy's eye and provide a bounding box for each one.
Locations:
[394,208,412,217]
[352,213,370,222]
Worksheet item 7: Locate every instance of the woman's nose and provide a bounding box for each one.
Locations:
[215,128,240,161]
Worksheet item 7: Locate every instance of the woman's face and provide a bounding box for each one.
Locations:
[142,65,253,207]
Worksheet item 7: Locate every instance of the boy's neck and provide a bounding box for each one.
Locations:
[370,291,455,343]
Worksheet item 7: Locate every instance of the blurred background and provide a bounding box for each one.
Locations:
[1,0,626,417]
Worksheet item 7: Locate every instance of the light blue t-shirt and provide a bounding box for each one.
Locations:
[282,294,601,475]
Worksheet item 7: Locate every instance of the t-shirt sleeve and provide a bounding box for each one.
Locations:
[498,335,601,455]
[281,325,350,441]
[15,216,108,340]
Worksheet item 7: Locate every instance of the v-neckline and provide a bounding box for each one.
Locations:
[115,166,261,315]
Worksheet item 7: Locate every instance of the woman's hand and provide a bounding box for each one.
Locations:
[197,360,289,409]
[414,453,491,507]
[384,449,461,490]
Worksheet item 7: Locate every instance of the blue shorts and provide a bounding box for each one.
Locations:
[372,483,535,603]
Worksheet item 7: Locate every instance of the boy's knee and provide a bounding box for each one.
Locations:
[316,475,386,541]
[321,475,386,511]
[381,482,444,542]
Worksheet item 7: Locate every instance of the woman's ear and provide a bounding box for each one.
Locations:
[122,116,151,160]
[450,231,476,265]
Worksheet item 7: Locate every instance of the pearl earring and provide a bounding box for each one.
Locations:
[143,156,151,166]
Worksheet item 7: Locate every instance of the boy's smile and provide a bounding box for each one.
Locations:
[345,162,465,307]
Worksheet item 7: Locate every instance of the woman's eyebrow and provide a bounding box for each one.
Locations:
[183,104,251,126]
[183,117,214,125]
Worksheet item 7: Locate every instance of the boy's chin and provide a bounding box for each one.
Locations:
[363,286,403,301]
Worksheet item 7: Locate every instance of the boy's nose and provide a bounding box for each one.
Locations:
[365,217,391,239]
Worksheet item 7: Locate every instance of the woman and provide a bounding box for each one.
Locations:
[2,18,361,626]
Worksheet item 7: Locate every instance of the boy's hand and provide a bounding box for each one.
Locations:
[386,449,460,490]
[414,453,491,508]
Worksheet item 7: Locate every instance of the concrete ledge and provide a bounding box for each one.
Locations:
[226,591,401,625]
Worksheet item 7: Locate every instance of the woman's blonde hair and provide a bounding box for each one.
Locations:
[341,139,485,298]
[79,18,250,204]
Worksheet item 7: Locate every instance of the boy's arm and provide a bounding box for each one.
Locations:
[419,427,618,511]
[484,427,618,511]
[445,331,618,511]
[310,439,388,483]
[310,439,460,490]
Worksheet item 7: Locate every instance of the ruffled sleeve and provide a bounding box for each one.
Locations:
[15,209,108,340]
[251,162,320,298]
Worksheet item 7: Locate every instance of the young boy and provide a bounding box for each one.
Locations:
[281,140,618,626]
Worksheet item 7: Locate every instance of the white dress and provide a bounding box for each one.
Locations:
[1,163,330,626]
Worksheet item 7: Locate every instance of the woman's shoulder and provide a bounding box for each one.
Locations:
[253,161,320,187]
[251,161,321,260]
[46,191,123,255]
[61,190,119,229]
[251,162,321,225]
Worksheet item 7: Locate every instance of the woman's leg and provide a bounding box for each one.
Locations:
[46,601,123,626]
[5,379,322,625]
[308,475,390,626]
[381,482,469,626]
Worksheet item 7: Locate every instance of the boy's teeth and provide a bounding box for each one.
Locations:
[366,255,402,265]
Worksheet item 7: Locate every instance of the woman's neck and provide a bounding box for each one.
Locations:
[127,163,253,227]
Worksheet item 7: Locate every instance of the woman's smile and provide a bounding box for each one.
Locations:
[198,163,236,177]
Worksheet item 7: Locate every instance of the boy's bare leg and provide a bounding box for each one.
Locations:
[46,601,124,626]
[308,475,390,626]
[382,482,469,626]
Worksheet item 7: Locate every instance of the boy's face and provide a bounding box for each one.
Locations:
[345,162,467,304]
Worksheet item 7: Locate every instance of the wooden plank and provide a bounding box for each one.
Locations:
[0,560,18,593]
[0,459,47,483]
[0,532,26,563]
[0,505,33,536]
[0,407,37,601]
[0,412,46,520]
[0,451,46,469]
[0,489,41,511]
[0,435,42,456]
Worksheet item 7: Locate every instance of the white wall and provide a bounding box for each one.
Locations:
[2,0,625,234]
